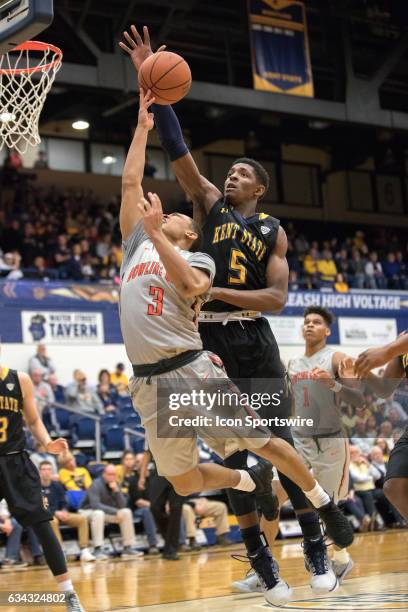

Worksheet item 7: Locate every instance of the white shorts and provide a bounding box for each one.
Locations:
[129,351,270,478]
[293,436,350,502]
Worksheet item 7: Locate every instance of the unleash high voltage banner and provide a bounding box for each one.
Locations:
[248,0,314,97]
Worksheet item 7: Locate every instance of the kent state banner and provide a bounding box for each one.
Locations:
[248,0,314,97]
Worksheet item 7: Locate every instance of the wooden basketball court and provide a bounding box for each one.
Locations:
[2,530,407,611]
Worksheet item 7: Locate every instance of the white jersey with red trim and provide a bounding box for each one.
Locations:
[120,222,215,365]
[288,346,342,436]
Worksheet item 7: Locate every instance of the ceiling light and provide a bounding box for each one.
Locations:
[72,120,90,130]
[102,155,117,165]
[308,120,330,130]
[0,112,16,123]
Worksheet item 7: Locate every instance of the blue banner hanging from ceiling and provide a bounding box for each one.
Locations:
[248,0,314,97]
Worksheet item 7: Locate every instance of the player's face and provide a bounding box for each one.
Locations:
[162,213,195,243]
[224,163,262,204]
[302,314,330,343]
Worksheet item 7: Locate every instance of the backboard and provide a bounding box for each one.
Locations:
[0,0,53,55]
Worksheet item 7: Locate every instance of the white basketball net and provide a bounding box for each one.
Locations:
[0,43,62,154]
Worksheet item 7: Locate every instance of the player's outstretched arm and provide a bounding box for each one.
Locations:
[354,332,408,377]
[138,193,212,298]
[119,25,221,217]
[19,372,68,454]
[120,88,156,241]
[311,354,364,406]
[210,226,289,312]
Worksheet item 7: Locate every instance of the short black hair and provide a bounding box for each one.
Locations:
[232,157,270,195]
[303,306,335,327]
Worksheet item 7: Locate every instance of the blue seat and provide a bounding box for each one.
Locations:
[116,396,133,411]
[130,437,145,453]
[101,414,119,430]
[102,426,125,460]
[124,415,141,430]
[87,461,106,479]
[72,417,96,449]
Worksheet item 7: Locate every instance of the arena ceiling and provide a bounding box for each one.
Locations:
[36,0,408,169]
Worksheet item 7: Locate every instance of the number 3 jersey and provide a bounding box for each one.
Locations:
[120,222,215,365]
[0,368,25,455]
[201,197,280,312]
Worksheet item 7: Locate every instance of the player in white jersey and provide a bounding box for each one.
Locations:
[118,88,353,606]
[288,306,364,584]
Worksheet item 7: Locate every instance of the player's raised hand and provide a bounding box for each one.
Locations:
[339,356,357,379]
[354,346,389,378]
[138,89,155,131]
[119,25,166,71]
[46,438,68,454]
[137,192,164,237]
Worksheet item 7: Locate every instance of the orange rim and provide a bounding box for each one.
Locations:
[0,40,63,75]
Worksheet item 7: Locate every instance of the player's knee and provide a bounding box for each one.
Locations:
[384,478,402,504]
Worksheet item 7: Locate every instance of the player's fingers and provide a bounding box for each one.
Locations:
[143,25,151,46]
[131,25,143,45]
[124,31,137,48]
[157,45,167,53]
[119,42,133,55]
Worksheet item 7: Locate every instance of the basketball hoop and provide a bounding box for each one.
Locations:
[0,40,62,154]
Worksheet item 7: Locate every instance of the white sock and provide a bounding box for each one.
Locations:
[304,482,330,508]
[58,579,74,593]
[233,470,256,492]
[333,548,350,564]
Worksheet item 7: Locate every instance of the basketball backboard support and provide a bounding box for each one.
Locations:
[0,0,53,55]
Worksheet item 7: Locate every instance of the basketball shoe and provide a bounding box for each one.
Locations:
[247,544,293,606]
[303,537,338,594]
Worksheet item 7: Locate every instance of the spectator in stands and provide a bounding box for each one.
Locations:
[288,270,300,291]
[53,234,71,277]
[98,369,117,396]
[181,498,231,549]
[334,273,349,293]
[47,373,65,404]
[58,452,93,491]
[375,437,391,461]
[349,445,382,530]
[24,256,55,280]
[351,419,373,454]
[116,451,137,495]
[81,464,142,559]
[39,461,96,562]
[65,370,103,415]
[342,405,358,437]
[378,420,395,449]
[127,456,160,555]
[34,151,48,169]
[30,441,59,475]
[369,446,406,527]
[317,249,337,285]
[58,453,109,560]
[339,483,370,532]
[303,247,319,288]
[382,252,401,289]
[0,499,44,567]
[29,343,55,379]
[110,363,129,387]
[65,243,84,281]
[334,248,350,282]
[383,394,407,422]
[395,250,408,289]
[348,249,366,288]
[365,415,379,440]
[0,251,23,279]
[30,368,54,413]
[364,252,386,289]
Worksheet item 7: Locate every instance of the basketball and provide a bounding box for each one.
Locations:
[138,51,191,105]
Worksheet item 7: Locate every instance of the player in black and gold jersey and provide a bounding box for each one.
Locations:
[0,364,84,612]
[354,333,408,521]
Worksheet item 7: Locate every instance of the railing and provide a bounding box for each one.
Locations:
[45,401,144,462]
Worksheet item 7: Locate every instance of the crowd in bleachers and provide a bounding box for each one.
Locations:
[1,179,408,290]
[1,342,407,570]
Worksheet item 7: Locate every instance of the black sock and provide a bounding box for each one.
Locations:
[31,521,67,576]
[241,525,264,554]
[297,511,322,541]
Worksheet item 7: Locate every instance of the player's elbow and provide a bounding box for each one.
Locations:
[268,290,287,314]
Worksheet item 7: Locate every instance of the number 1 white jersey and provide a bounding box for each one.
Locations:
[119,222,215,365]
